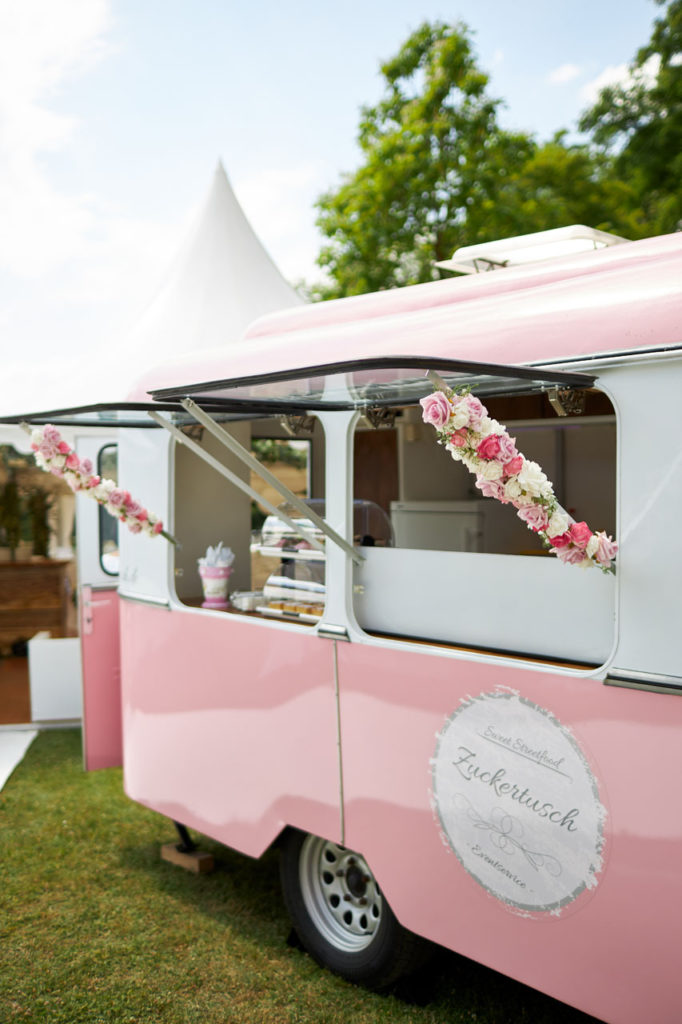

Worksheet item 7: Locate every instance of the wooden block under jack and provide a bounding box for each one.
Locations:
[161,842,215,874]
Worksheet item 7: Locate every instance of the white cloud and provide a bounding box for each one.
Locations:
[0,0,113,277]
[547,63,583,85]
[580,54,660,105]
[0,0,184,396]
[580,61,630,104]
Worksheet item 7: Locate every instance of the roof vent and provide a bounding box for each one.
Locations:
[436,224,627,275]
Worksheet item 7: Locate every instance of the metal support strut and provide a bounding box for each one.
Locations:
[173,821,197,853]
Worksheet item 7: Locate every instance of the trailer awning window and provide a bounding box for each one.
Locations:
[0,401,242,429]
[149,357,596,413]
[1,359,596,428]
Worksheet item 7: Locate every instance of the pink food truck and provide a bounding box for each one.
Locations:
[7,226,682,1022]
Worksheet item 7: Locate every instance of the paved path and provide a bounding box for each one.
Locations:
[0,727,37,792]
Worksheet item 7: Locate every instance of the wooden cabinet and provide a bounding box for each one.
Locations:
[0,560,72,648]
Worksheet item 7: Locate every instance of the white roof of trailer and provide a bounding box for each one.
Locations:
[129,230,682,403]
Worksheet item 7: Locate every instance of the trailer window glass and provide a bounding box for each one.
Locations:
[173,416,326,625]
[98,444,119,576]
[352,390,617,664]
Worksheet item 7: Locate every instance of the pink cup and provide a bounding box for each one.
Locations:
[198,565,233,609]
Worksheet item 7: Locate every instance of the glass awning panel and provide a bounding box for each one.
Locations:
[0,401,247,429]
[150,357,596,413]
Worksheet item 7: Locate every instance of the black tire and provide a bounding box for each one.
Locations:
[279,829,430,990]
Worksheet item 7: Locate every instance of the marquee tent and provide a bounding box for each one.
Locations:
[122,160,303,370]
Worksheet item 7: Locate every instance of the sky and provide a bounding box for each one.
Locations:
[0,0,662,413]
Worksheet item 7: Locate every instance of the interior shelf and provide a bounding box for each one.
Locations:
[255,545,325,561]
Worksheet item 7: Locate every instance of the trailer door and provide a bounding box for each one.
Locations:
[75,436,122,770]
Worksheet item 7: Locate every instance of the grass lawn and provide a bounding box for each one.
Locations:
[0,730,600,1024]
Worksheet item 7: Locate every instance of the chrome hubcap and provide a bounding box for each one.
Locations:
[299,836,382,952]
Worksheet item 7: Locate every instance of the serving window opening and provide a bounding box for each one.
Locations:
[172,415,327,624]
[352,388,617,665]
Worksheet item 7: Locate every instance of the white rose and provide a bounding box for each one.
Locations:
[450,407,469,429]
[547,510,570,538]
[504,478,522,500]
[93,480,115,502]
[479,417,501,437]
[481,462,501,481]
[586,535,599,559]
[517,460,549,498]
[478,460,504,481]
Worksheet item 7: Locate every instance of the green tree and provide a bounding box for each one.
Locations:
[315,21,535,296]
[0,478,22,560]
[314,22,645,298]
[27,489,52,558]
[471,137,648,243]
[579,0,682,234]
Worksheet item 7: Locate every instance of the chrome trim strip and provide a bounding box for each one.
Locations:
[317,623,350,642]
[608,667,682,686]
[605,668,682,696]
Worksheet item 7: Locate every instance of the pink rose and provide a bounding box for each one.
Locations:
[420,391,451,429]
[449,428,468,448]
[477,434,502,460]
[65,452,80,470]
[497,433,518,462]
[80,458,93,475]
[503,455,524,478]
[58,441,71,454]
[555,545,589,565]
[549,531,572,549]
[459,393,486,431]
[86,475,101,488]
[125,498,145,517]
[517,504,550,532]
[594,531,618,567]
[39,441,59,459]
[153,521,164,535]
[569,521,593,550]
[128,521,143,534]
[43,426,61,444]
[475,476,509,502]
[108,488,128,508]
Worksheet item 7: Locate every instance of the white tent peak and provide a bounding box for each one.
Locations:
[122,159,303,368]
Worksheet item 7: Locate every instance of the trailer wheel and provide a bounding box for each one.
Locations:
[280,829,428,990]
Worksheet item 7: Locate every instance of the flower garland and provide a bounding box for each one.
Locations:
[419,383,617,572]
[24,423,176,544]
